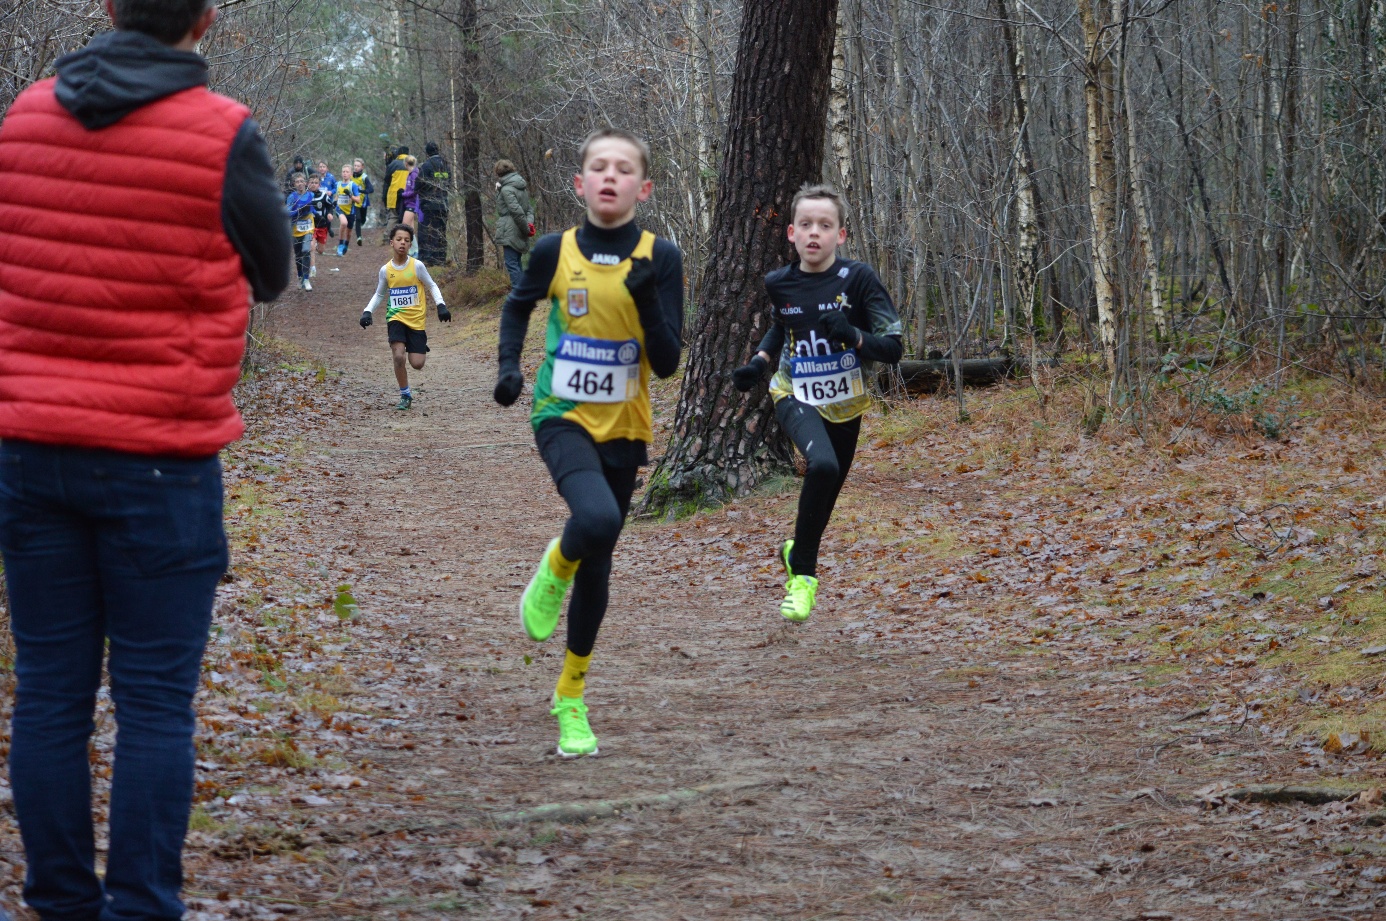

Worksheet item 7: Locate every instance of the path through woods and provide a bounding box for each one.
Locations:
[2,240,1384,920]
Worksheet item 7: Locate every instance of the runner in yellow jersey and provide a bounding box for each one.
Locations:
[359,224,450,410]
[493,128,684,757]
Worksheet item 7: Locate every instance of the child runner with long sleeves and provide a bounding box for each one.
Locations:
[286,172,313,290]
[359,224,450,410]
[732,184,903,623]
[493,128,684,758]
[309,172,333,270]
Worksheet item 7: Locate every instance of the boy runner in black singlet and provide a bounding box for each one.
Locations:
[732,184,903,623]
[493,128,683,757]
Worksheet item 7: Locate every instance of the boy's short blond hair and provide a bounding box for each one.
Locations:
[577,128,652,179]
[790,183,847,226]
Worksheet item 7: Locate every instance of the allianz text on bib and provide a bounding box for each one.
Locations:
[551,334,641,403]
[790,349,864,406]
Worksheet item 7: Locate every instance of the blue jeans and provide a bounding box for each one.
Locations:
[503,246,524,289]
[0,441,228,921]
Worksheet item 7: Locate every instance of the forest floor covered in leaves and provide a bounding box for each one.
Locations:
[3,246,1386,920]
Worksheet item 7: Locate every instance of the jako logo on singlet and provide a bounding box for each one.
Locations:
[591,253,621,266]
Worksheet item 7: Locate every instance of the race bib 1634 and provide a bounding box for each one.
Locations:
[790,349,864,406]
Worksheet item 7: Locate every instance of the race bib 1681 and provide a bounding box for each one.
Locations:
[389,285,419,310]
[551,334,641,404]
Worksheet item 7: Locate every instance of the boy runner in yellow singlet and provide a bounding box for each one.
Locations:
[334,164,362,257]
[493,128,684,757]
[359,224,450,410]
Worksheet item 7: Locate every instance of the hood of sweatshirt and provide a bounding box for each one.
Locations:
[54,30,208,130]
[499,171,528,193]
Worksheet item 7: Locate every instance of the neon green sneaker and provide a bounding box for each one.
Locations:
[780,574,818,623]
[550,694,599,757]
[520,538,572,642]
[780,539,795,577]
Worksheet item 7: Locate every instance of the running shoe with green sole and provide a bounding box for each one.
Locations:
[780,538,795,577]
[780,574,818,623]
[520,538,572,642]
[395,394,412,411]
[550,693,598,757]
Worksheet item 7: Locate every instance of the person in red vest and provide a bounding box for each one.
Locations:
[0,1,289,919]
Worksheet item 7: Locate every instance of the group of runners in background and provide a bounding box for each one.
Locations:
[284,156,374,290]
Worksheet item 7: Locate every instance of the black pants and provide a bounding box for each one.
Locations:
[293,235,311,280]
[419,211,447,265]
[775,398,862,578]
[536,422,638,658]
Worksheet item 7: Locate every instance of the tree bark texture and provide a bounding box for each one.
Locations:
[644,0,840,513]
[1079,0,1122,380]
[456,0,485,273]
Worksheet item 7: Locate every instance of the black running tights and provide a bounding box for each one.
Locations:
[536,423,637,658]
[775,398,862,578]
[293,235,311,280]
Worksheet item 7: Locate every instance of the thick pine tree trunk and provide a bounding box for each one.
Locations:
[644,0,839,514]
[457,0,484,273]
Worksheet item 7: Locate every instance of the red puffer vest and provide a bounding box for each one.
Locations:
[0,79,252,457]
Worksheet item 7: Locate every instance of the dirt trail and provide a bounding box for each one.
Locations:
[160,243,1386,921]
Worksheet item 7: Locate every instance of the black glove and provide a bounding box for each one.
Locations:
[624,256,659,309]
[359,311,373,329]
[819,309,860,347]
[494,365,524,406]
[437,303,451,323]
[731,355,769,393]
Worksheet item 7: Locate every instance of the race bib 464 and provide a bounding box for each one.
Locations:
[551,334,640,404]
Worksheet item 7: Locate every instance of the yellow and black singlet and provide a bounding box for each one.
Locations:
[335,180,359,216]
[530,228,656,442]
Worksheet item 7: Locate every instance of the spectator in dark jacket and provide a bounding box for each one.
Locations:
[0,3,288,920]
[493,159,534,288]
[417,141,450,265]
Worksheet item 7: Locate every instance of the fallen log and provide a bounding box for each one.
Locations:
[891,357,1020,393]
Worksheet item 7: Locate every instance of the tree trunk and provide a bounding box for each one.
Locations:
[457,0,484,273]
[1078,0,1122,380]
[1115,0,1167,340]
[994,0,1042,341]
[643,0,840,513]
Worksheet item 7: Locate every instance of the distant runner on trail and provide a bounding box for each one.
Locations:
[334,163,362,257]
[493,128,684,758]
[732,183,903,623]
[351,157,374,246]
[286,171,313,290]
[359,223,450,410]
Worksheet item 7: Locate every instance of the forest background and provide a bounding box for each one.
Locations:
[11,0,1386,394]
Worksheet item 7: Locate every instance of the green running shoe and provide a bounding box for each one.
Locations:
[395,394,412,411]
[550,693,599,757]
[780,574,818,623]
[520,538,572,642]
[780,539,795,577]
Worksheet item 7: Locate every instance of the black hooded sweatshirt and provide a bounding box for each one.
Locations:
[53,30,289,303]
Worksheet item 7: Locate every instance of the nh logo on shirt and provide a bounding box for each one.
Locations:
[568,289,588,316]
